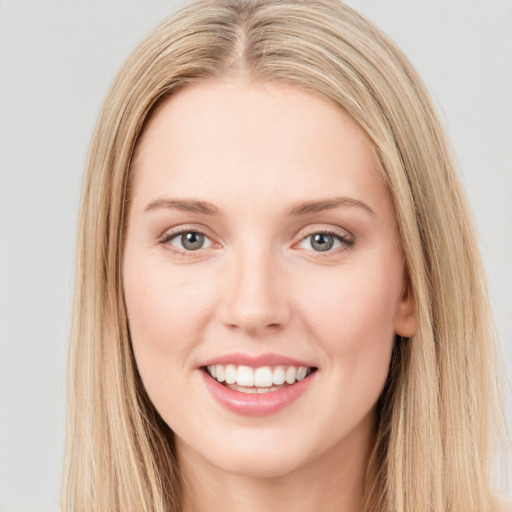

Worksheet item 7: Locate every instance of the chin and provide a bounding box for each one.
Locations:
[210,447,309,479]
[177,425,318,479]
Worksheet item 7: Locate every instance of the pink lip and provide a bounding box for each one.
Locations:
[199,367,317,417]
[199,352,314,368]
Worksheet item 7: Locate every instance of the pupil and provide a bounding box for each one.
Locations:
[312,233,334,251]
[182,232,204,250]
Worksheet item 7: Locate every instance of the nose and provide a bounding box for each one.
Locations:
[218,247,291,336]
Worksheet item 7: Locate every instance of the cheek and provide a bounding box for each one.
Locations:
[291,261,401,435]
[295,255,402,387]
[125,261,213,350]
[303,270,399,342]
[123,261,222,436]
[122,253,218,406]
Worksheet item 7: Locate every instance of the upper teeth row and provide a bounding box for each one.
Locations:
[206,364,310,387]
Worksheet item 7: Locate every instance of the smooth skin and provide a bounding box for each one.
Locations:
[123,79,417,512]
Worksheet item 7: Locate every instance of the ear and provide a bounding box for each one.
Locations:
[393,277,417,338]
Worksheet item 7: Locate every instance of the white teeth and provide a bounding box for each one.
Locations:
[206,363,314,388]
[296,366,307,381]
[285,366,297,384]
[216,365,225,383]
[237,365,254,386]
[225,364,237,384]
[228,383,279,394]
[234,385,259,394]
[254,367,273,387]
[273,366,286,385]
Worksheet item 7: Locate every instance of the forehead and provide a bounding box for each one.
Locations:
[131,80,389,214]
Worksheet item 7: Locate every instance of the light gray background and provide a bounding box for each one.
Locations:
[0,1,510,511]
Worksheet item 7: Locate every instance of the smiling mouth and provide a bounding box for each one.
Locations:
[203,364,318,394]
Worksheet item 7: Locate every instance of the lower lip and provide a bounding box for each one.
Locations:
[200,370,316,416]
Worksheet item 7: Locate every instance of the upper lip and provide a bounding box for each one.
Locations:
[199,352,316,369]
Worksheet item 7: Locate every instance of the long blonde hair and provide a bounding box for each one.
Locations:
[63,1,507,510]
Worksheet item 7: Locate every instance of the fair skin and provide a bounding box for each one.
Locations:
[123,79,417,512]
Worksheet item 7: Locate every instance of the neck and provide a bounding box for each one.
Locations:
[177,413,374,512]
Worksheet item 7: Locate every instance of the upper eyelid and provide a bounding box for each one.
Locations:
[297,225,354,240]
[160,224,215,240]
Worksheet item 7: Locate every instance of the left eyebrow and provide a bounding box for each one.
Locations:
[288,196,376,217]
[144,198,221,216]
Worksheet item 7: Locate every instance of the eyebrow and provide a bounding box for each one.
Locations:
[288,197,376,217]
[144,198,221,216]
[143,196,375,217]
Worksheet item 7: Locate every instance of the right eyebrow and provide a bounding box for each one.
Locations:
[288,196,376,217]
[144,198,221,216]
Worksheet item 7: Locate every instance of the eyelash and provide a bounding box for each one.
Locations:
[159,228,212,256]
[298,229,355,255]
[159,228,355,256]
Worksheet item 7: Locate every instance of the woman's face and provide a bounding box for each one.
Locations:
[123,80,416,479]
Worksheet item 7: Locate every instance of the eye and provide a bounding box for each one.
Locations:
[162,230,212,252]
[298,231,353,253]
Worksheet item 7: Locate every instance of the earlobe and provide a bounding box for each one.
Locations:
[394,281,417,338]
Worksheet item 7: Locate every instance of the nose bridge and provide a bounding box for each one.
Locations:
[219,239,290,334]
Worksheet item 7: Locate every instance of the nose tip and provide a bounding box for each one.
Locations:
[218,255,290,336]
[224,302,285,336]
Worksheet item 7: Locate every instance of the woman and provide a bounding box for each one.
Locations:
[62,1,509,511]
